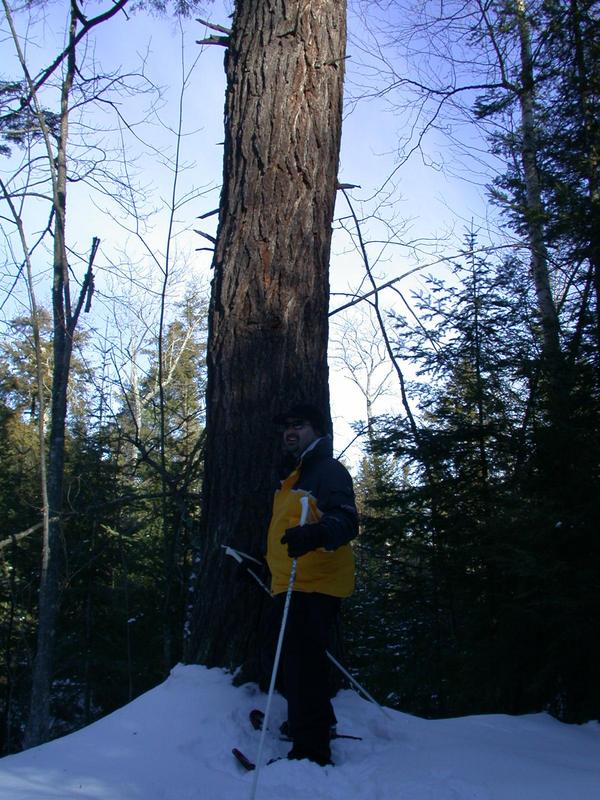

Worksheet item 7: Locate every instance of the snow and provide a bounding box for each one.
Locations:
[1,665,598,800]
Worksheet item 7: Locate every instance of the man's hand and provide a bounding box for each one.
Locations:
[281,523,326,558]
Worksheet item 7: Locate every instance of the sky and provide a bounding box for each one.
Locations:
[0,0,495,467]
[1,664,599,800]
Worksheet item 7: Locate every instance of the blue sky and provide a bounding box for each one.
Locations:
[0,0,497,464]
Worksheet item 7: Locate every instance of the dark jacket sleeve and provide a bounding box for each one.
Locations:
[315,459,359,551]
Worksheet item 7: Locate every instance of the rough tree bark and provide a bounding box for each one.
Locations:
[185,0,347,678]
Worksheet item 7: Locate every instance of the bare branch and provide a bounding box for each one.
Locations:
[194,228,217,245]
[0,520,56,552]
[70,237,99,330]
[329,242,525,316]
[198,208,219,219]
[196,36,229,48]
[3,0,130,115]
[196,17,232,35]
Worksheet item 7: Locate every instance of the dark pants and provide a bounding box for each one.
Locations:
[274,591,341,765]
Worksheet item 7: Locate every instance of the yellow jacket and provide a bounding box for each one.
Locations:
[266,437,357,597]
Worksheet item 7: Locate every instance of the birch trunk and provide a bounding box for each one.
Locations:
[514,0,563,380]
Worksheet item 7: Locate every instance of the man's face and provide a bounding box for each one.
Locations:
[282,418,319,458]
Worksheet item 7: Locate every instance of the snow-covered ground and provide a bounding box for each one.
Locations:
[1,665,598,800]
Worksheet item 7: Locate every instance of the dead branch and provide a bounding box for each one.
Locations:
[71,236,99,327]
[197,36,229,47]
[329,243,524,316]
[198,208,219,219]
[0,519,58,551]
[194,229,217,245]
[196,18,232,35]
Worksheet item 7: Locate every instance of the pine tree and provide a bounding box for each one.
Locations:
[186,0,347,680]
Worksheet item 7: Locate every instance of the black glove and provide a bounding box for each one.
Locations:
[281,523,327,558]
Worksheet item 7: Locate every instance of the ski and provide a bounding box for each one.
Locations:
[232,747,256,771]
[249,708,362,741]
[233,708,363,771]
[232,748,283,771]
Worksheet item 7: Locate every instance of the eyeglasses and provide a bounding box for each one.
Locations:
[281,420,308,431]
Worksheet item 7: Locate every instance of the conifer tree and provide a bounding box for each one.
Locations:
[186,0,347,679]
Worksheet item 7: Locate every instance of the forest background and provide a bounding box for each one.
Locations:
[1,0,598,755]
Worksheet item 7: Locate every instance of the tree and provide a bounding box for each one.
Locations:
[344,236,536,715]
[121,287,208,671]
[534,0,600,363]
[1,0,143,748]
[331,305,393,444]
[0,285,209,752]
[186,0,347,679]
[0,309,93,751]
[2,0,211,749]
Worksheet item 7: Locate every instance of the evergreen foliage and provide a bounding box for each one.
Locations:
[1,0,599,756]
[0,289,207,753]
[342,0,600,726]
[345,224,599,721]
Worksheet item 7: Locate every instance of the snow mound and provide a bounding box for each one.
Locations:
[1,664,598,799]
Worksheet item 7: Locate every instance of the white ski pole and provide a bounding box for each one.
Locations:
[222,545,274,597]
[222,543,390,719]
[249,496,309,800]
[325,651,392,719]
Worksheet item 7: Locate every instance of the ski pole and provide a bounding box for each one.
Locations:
[222,545,274,597]
[325,651,392,719]
[224,542,390,720]
[249,496,309,800]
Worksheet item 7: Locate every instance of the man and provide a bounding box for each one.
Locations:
[266,402,358,766]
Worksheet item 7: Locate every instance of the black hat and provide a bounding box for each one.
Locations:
[273,403,327,434]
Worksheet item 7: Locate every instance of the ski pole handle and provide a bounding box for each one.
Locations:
[299,495,309,527]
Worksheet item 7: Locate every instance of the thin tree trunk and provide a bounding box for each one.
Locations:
[2,536,18,753]
[117,529,134,702]
[83,529,95,726]
[4,0,122,748]
[23,7,78,746]
[514,0,563,382]
[186,0,346,677]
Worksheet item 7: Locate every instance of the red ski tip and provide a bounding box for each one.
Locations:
[232,747,256,771]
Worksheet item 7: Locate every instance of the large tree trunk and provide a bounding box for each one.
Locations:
[185,0,346,678]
